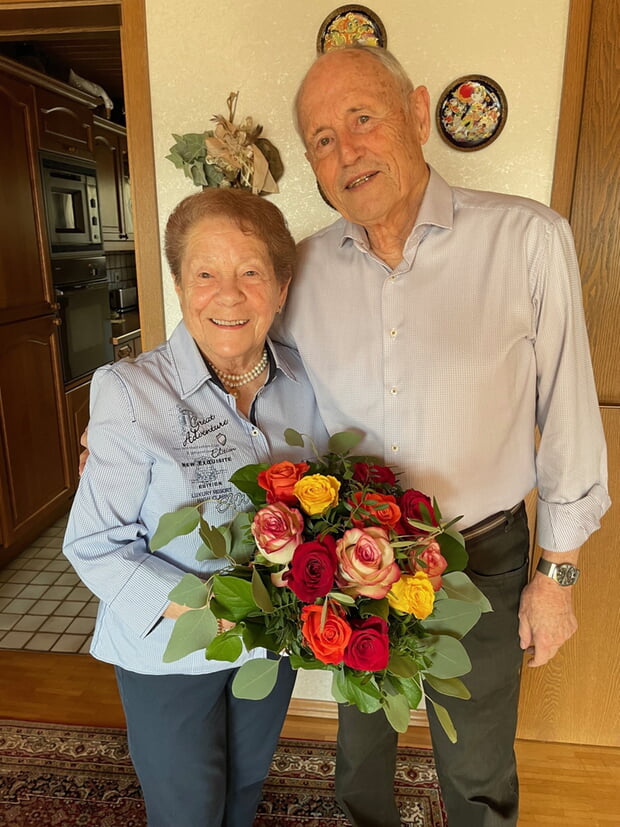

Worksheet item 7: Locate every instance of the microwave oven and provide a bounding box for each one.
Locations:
[40,152,103,255]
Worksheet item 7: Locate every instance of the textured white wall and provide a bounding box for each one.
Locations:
[145,0,569,701]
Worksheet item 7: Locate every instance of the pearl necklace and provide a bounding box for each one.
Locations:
[211,349,268,397]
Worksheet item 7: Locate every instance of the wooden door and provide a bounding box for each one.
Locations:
[518,0,620,746]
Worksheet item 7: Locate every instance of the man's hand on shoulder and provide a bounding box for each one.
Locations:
[518,552,579,667]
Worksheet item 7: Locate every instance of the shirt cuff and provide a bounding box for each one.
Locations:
[536,483,611,552]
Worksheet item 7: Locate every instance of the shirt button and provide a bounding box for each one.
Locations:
[390,387,398,395]
[251,428,259,437]
[390,328,397,338]
[391,444,399,453]
[389,275,397,282]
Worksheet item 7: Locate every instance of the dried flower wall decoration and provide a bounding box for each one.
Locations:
[166,92,284,195]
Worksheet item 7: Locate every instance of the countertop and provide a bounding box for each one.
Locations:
[109,310,140,345]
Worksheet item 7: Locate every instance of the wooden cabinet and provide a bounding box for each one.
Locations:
[0,70,52,324]
[93,116,134,248]
[0,316,73,565]
[113,331,142,362]
[65,380,91,490]
[35,85,94,159]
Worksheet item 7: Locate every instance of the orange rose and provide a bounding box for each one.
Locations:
[257,461,310,505]
[348,491,401,529]
[301,604,352,665]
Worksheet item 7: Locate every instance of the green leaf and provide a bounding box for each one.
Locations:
[428,697,458,743]
[229,464,269,507]
[289,652,329,671]
[240,620,280,653]
[150,506,199,551]
[359,597,389,620]
[162,607,217,662]
[199,518,229,559]
[423,674,471,700]
[441,571,493,613]
[387,651,420,678]
[284,428,305,448]
[212,574,258,621]
[381,688,411,733]
[436,531,469,572]
[251,567,274,613]
[195,541,218,561]
[422,598,481,639]
[390,675,423,709]
[206,630,243,663]
[332,669,382,713]
[229,512,256,563]
[327,591,356,606]
[424,635,472,679]
[327,430,363,455]
[168,573,208,609]
[232,658,280,700]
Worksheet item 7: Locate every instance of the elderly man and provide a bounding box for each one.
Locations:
[278,45,610,827]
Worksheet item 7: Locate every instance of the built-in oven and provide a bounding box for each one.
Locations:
[40,152,103,255]
[52,256,113,383]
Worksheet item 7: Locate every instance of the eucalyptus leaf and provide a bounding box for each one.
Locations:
[332,669,382,713]
[423,674,471,700]
[150,506,200,551]
[284,428,305,448]
[206,630,244,663]
[229,512,256,563]
[290,653,329,671]
[328,430,363,455]
[381,689,411,733]
[387,652,420,678]
[232,658,280,700]
[229,464,269,507]
[436,531,469,572]
[359,597,389,620]
[212,574,258,620]
[251,567,274,614]
[428,697,458,743]
[195,541,218,562]
[199,518,228,559]
[441,571,493,613]
[240,620,280,653]
[162,607,217,662]
[423,598,481,639]
[168,573,208,609]
[424,635,472,679]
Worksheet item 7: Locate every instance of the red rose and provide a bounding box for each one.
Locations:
[257,461,310,505]
[352,462,397,486]
[343,616,390,671]
[348,491,401,529]
[301,603,352,665]
[397,489,439,535]
[284,536,338,602]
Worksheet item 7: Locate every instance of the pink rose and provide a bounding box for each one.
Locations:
[410,540,448,591]
[335,527,401,599]
[251,502,304,564]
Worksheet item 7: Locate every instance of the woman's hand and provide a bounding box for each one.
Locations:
[163,601,236,633]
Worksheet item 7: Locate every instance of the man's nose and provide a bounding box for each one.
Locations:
[337,132,363,166]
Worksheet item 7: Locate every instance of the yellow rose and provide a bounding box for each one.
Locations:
[293,474,340,516]
[387,571,435,619]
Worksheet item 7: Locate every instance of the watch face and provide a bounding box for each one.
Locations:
[556,564,579,586]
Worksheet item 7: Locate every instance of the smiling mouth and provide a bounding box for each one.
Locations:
[346,172,377,190]
[211,318,248,327]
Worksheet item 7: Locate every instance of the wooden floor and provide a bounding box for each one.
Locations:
[1,651,619,825]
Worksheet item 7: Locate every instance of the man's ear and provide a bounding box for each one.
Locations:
[409,85,431,145]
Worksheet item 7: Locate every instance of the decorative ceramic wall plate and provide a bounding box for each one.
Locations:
[436,75,507,151]
[317,5,387,53]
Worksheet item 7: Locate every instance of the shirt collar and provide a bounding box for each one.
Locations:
[169,321,301,399]
[339,165,454,254]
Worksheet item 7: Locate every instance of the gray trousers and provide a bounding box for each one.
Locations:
[335,504,529,827]
[115,658,296,827]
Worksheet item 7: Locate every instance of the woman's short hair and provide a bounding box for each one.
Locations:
[165,188,296,286]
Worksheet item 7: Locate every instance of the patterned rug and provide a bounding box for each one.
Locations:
[0,719,446,826]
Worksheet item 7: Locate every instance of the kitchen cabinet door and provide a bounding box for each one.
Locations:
[65,379,91,491]
[0,315,73,563]
[93,117,134,248]
[36,86,94,160]
[0,71,51,324]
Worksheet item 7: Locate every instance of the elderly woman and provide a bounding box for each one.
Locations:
[63,189,328,827]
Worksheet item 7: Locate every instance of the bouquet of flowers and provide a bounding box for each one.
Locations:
[151,430,491,740]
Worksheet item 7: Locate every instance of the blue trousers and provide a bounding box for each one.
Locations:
[115,658,296,827]
[335,504,530,827]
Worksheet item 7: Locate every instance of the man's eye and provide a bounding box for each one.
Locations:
[359,114,370,124]
[243,270,259,277]
[198,272,213,279]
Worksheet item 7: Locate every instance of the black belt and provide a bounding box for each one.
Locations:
[461,501,524,542]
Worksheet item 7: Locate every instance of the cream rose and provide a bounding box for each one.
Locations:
[251,502,304,564]
[335,526,401,599]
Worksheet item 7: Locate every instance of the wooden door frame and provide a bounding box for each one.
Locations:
[0,0,166,350]
[550,0,593,218]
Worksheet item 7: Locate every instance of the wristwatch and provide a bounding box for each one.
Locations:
[536,558,580,586]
